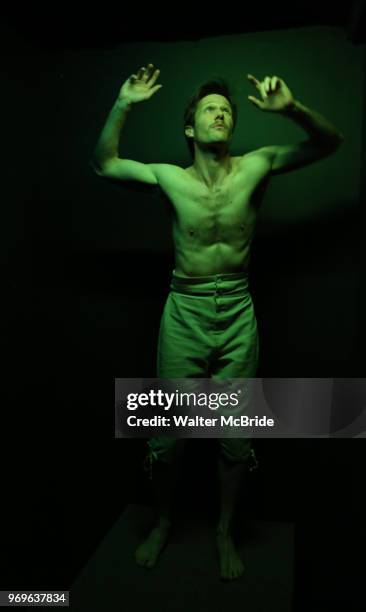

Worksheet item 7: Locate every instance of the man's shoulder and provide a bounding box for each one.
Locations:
[149,162,186,174]
[236,148,273,173]
[148,162,188,184]
[237,147,273,161]
[149,164,196,189]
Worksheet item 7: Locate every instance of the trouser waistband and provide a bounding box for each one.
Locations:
[170,270,249,296]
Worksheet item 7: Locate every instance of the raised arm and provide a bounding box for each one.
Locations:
[90,64,164,184]
[247,73,344,174]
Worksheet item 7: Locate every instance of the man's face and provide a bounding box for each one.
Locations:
[185,94,234,151]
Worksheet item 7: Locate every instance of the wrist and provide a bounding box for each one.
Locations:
[280,99,300,116]
[116,97,133,111]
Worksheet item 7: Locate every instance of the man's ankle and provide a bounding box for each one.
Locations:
[216,520,232,536]
[157,516,172,529]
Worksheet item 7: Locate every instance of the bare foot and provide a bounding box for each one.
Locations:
[135,522,170,568]
[216,530,245,580]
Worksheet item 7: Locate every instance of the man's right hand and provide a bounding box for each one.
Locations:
[118,64,162,105]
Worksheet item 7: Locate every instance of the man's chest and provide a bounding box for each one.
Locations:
[157,154,271,226]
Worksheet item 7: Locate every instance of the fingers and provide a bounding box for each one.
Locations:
[247,74,280,97]
[264,76,271,95]
[248,96,263,109]
[264,76,279,92]
[247,74,267,99]
[147,66,161,86]
[271,76,278,90]
[136,66,146,80]
[247,74,259,86]
[136,63,160,84]
[148,84,163,98]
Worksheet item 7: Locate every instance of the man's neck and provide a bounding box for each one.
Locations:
[192,149,232,189]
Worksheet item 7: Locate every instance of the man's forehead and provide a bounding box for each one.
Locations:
[199,94,230,107]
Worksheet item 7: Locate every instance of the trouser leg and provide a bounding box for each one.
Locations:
[147,285,211,511]
[143,437,186,524]
[217,453,247,533]
[212,284,260,475]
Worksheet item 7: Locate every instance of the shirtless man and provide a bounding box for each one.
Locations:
[91,63,343,579]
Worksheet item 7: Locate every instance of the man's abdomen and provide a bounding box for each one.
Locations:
[174,242,252,277]
[156,271,259,379]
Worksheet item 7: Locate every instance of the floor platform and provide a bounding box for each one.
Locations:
[70,504,294,611]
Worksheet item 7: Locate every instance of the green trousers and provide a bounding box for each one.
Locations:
[146,270,259,472]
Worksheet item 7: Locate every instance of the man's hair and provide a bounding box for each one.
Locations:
[183,78,238,159]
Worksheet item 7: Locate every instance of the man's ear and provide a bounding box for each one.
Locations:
[185,125,194,138]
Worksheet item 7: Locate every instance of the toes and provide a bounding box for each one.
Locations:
[135,549,157,569]
[233,560,245,579]
[135,550,148,567]
[221,559,245,580]
[221,562,231,580]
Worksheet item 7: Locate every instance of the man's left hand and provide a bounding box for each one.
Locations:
[247,74,295,113]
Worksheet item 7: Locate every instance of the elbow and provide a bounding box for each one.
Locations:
[89,159,104,176]
[319,134,344,153]
[333,135,344,154]
[334,132,344,147]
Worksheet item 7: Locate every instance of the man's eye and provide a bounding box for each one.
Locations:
[205,106,230,112]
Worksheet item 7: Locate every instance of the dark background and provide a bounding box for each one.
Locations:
[2,3,366,610]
